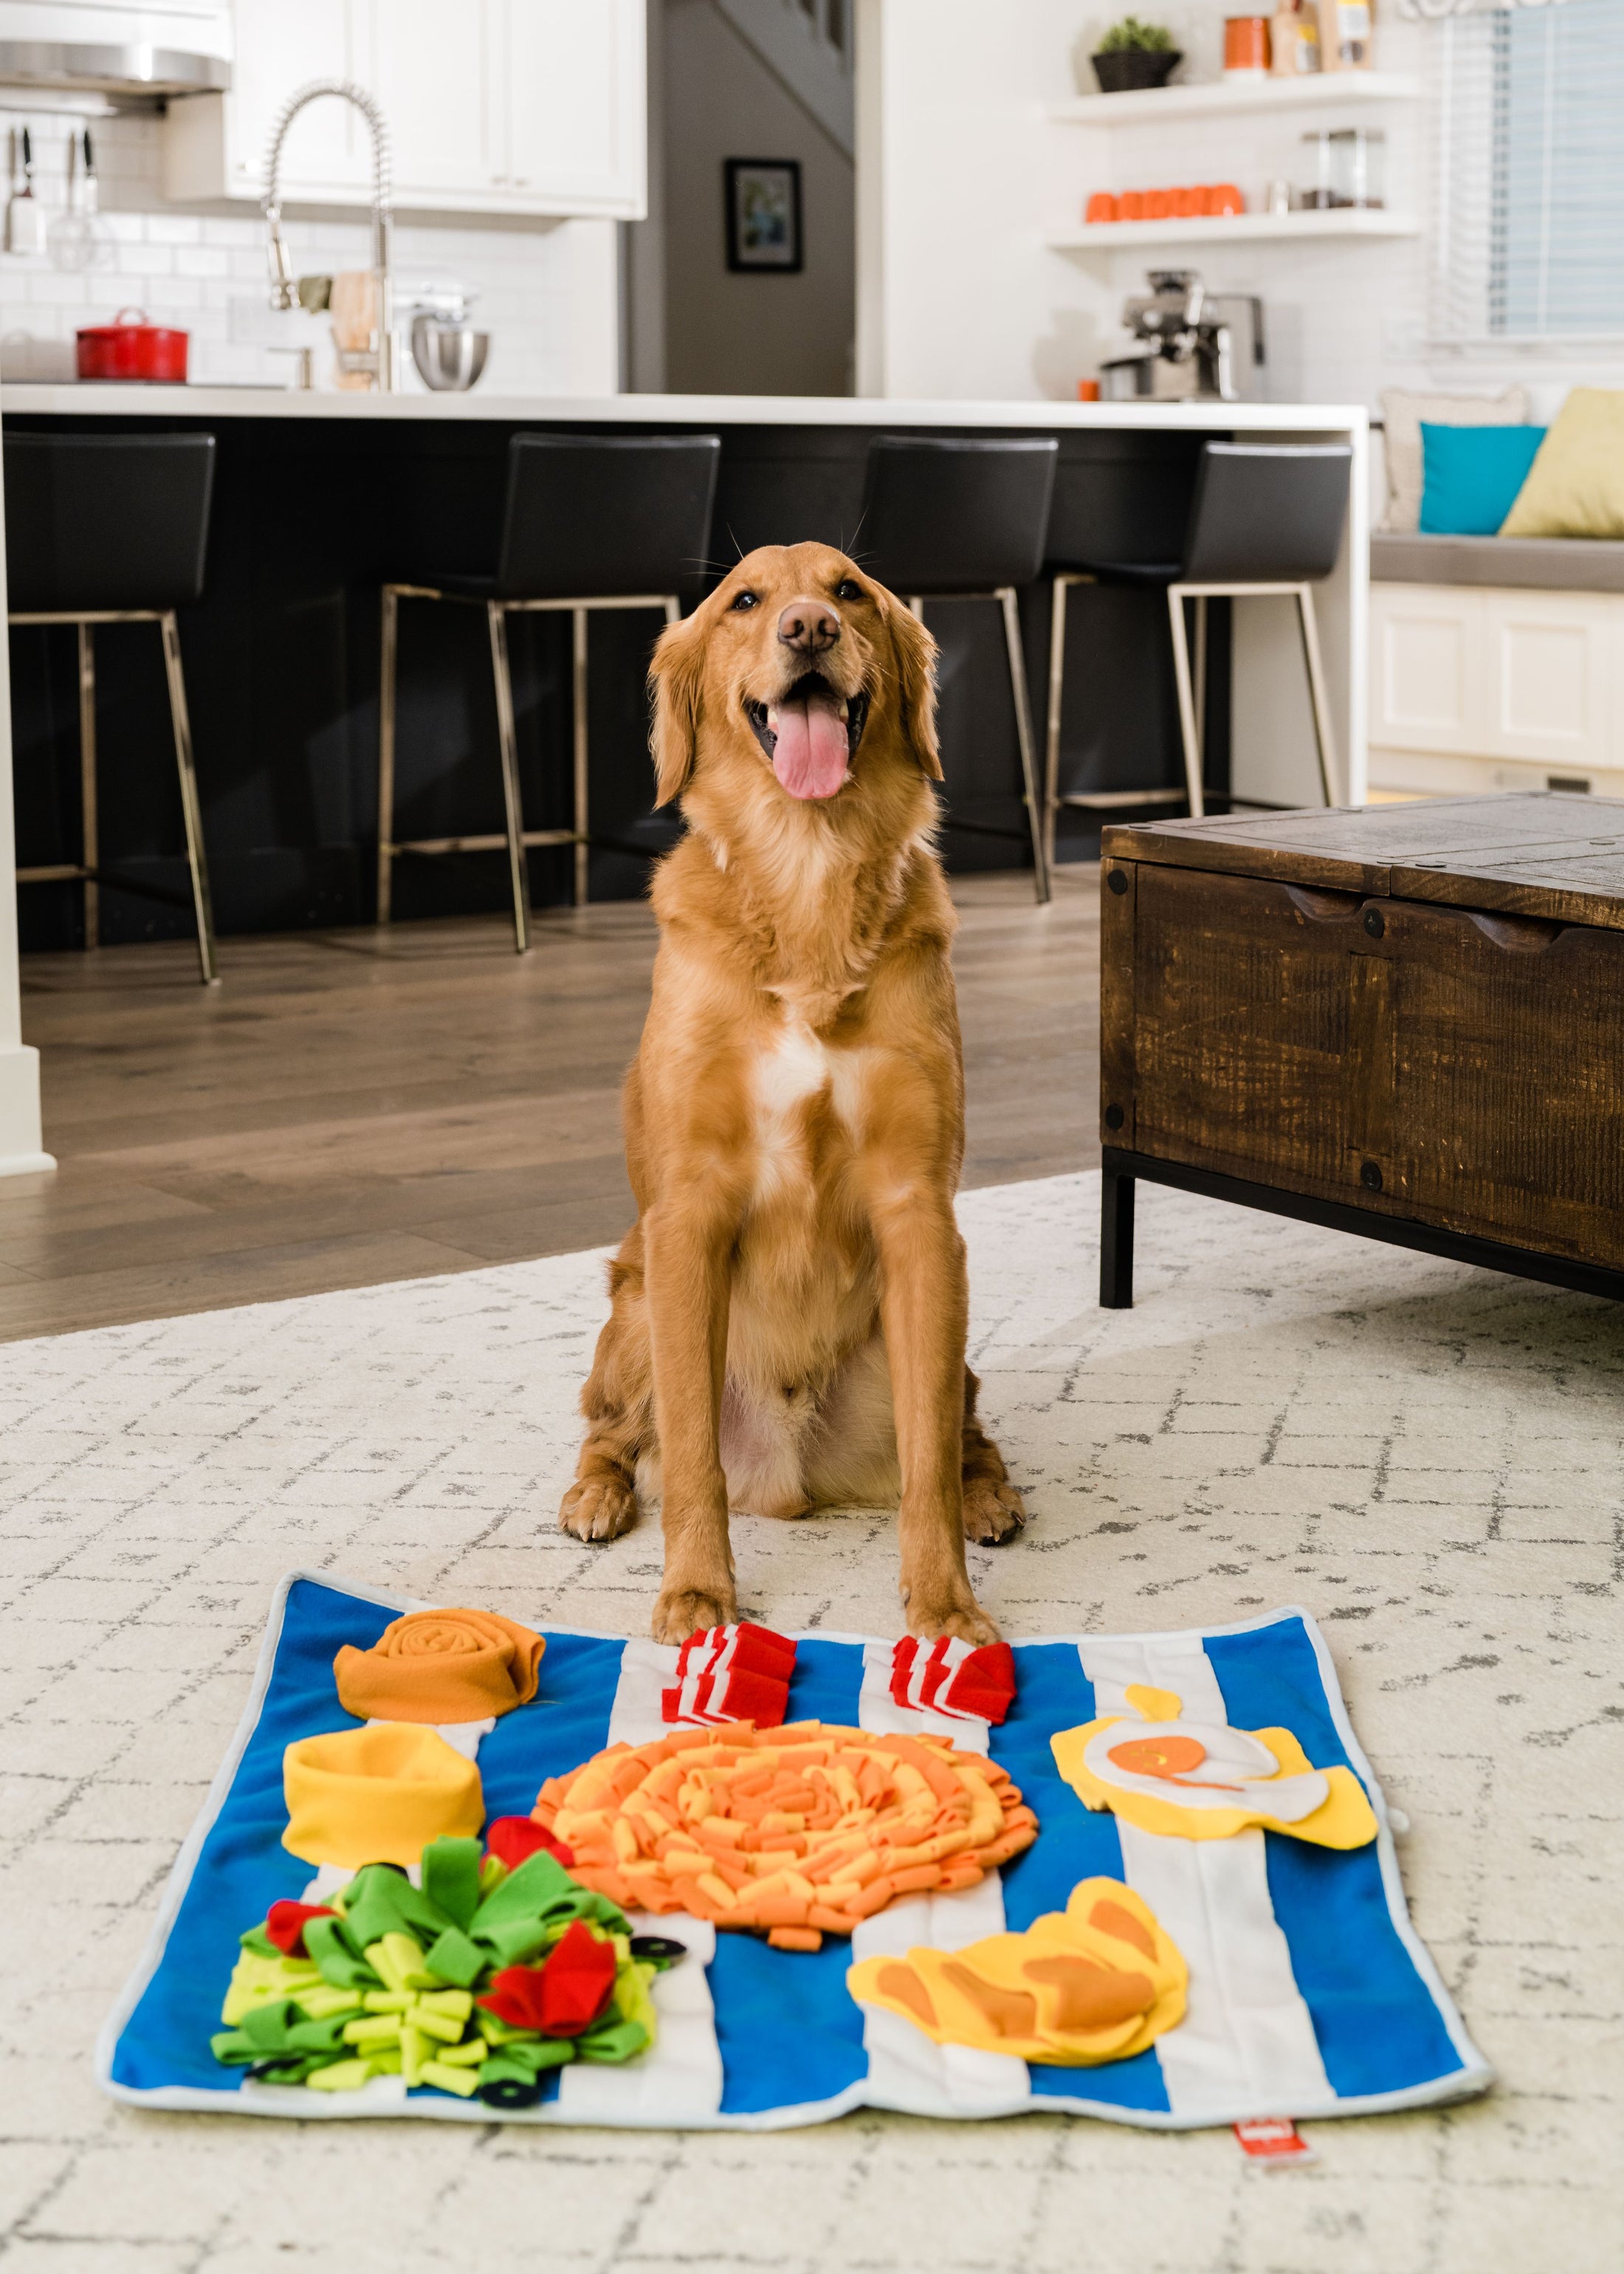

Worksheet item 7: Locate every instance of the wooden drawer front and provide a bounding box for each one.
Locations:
[1119,862,1624,1268]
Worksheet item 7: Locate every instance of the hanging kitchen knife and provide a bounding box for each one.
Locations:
[7,126,47,256]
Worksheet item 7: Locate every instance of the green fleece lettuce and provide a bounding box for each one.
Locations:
[212,1839,667,2108]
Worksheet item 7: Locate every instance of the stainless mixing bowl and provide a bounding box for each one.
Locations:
[410,314,489,392]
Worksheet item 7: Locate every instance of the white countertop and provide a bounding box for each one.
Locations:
[0,384,1367,431]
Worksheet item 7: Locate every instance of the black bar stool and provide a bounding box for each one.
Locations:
[6,432,219,983]
[379,431,720,952]
[1045,442,1352,865]
[858,436,1057,904]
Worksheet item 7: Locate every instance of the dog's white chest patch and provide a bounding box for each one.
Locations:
[755,1021,830,1119]
[751,1021,864,1193]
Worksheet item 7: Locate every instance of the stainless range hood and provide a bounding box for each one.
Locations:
[0,2,231,95]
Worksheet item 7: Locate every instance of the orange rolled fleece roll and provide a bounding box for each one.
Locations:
[333,1608,544,1724]
[282,1723,484,1867]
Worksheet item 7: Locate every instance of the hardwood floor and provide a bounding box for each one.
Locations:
[3,867,1100,1341]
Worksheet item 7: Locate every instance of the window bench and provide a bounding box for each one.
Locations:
[1370,534,1624,800]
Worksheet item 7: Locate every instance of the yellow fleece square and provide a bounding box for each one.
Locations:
[1500,389,1624,538]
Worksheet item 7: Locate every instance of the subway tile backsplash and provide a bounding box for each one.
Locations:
[0,103,618,394]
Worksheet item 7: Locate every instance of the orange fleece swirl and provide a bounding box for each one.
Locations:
[532,1720,1038,1952]
[334,1608,544,1724]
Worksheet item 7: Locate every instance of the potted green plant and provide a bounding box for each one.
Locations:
[1092,18,1182,94]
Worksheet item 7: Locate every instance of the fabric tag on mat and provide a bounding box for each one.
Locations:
[1234,2117,1317,2167]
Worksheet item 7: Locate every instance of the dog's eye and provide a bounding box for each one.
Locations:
[834,579,863,602]
[730,589,760,611]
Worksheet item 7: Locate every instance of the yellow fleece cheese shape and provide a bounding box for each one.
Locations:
[1050,1688,1377,1848]
[847,1878,1186,2067]
[281,1722,484,1867]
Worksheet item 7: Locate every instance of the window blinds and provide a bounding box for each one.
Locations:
[1431,0,1624,344]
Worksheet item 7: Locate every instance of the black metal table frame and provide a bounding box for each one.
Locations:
[1100,1146,1624,1309]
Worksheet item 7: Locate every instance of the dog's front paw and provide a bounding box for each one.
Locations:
[963,1474,1026,1544]
[559,1472,639,1542]
[904,1588,1002,1648]
[651,1581,738,1644]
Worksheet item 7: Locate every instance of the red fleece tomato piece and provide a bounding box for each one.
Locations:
[265,1900,337,1957]
[476,1920,617,2036]
[486,1815,574,1871]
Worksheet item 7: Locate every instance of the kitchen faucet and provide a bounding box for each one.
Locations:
[264,79,396,391]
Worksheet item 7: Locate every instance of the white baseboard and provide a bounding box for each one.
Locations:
[1368,746,1624,801]
[0,1150,55,1178]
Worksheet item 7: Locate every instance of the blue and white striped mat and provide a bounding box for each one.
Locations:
[98,1571,1492,2129]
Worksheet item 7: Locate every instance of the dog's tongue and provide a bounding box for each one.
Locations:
[771,690,848,800]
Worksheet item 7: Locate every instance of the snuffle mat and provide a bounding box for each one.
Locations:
[97,1570,1493,2131]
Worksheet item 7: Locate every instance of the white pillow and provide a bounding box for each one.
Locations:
[1379,387,1531,532]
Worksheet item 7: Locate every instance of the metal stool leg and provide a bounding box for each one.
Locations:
[1193,593,1208,784]
[1296,584,1341,807]
[1044,575,1070,884]
[377,585,399,924]
[487,602,529,954]
[159,611,219,986]
[997,585,1050,904]
[571,604,589,910]
[77,622,98,951]
[1166,585,1205,820]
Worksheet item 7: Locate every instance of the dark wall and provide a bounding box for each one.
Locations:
[9,414,1223,951]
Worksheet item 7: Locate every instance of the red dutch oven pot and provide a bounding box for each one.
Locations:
[76,308,189,383]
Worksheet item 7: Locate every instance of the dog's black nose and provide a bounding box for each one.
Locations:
[777,597,840,654]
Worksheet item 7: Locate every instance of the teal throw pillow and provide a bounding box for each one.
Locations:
[1419,422,1547,537]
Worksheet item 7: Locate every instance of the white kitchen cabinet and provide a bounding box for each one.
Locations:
[503,0,641,205]
[373,0,498,197]
[163,0,645,218]
[1371,585,1485,757]
[162,0,374,203]
[1369,580,1624,800]
[1486,594,1612,770]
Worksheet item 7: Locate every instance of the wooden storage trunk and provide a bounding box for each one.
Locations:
[1098,793,1624,1303]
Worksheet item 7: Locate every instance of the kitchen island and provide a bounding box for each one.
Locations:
[0,386,1366,1167]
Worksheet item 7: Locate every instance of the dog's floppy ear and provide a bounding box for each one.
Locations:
[887,596,943,781]
[649,608,707,808]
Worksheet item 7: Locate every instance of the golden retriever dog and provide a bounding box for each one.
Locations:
[559,540,1025,1643]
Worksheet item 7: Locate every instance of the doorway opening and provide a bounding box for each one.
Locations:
[625,0,856,396]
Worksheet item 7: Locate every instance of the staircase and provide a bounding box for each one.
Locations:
[711,0,855,154]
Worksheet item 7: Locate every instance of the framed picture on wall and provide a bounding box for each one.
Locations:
[724,159,803,273]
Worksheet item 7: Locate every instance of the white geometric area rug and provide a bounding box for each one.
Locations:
[7,1174,1620,2160]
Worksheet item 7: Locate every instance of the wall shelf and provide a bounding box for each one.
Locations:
[1049,207,1419,253]
[1050,72,1422,127]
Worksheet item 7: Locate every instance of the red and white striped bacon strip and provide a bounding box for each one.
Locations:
[661,1622,797,1729]
[890,1636,1017,1726]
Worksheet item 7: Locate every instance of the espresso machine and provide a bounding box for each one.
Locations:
[1098,270,1265,402]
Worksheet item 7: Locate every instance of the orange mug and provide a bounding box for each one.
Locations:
[1211,182,1246,214]
[1146,188,1174,219]
[1076,379,1101,402]
[1118,190,1146,221]
[1224,15,1270,71]
[1084,192,1119,225]
[1172,187,1200,217]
